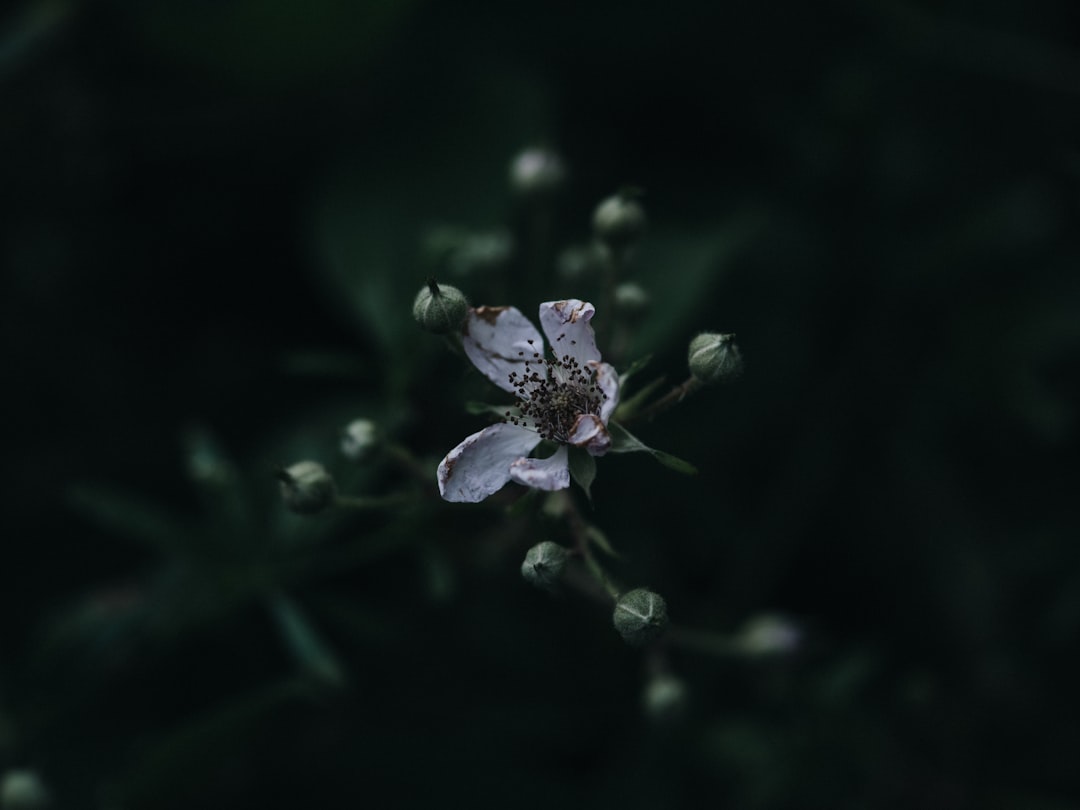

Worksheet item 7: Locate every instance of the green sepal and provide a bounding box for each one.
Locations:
[465,401,520,419]
[568,445,597,500]
[608,422,698,475]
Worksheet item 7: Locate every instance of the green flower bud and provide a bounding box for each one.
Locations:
[277,461,336,515]
[412,279,469,334]
[642,674,688,724]
[556,242,607,283]
[341,419,379,461]
[0,770,50,810]
[614,281,650,319]
[612,588,668,646]
[521,541,569,592]
[688,332,743,384]
[509,147,566,198]
[592,190,646,248]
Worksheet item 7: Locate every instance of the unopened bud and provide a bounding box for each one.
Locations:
[592,190,646,248]
[612,588,668,646]
[0,770,50,810]
[642,674,688,724]
[688,332,743,384]
[521,541,569,591]
[509,147,566,198]
[556,242,607,283]
[413,279,469,334]
[614,281,650,319]
[277,461,336,515]
[341,419,379,461]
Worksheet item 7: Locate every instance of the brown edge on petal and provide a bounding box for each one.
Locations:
[552,300,587,323]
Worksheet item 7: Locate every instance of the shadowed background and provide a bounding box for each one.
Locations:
[3,0,1080,807]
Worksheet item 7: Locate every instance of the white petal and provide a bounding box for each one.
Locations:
[462,306,546,394]
[437,423,542,503]
[590,360,620,423]
[568,413,612,456]
[538,300,602,368]
[509,446,570,491]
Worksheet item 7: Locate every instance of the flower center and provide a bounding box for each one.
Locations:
[503,344,607,443]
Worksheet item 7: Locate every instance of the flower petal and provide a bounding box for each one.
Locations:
[462,306,546,393]
[590,360,620,423]
[509,446,570,491]
[538,300,602,367]
[437,422,542,503]
[568,413,612,456]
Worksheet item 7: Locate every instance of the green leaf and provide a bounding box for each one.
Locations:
[608,422,698,475]
[568,446,597,500]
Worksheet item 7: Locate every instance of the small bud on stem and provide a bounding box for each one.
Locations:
[613,588,669,646]
[688,332,743,384]
[277,461,336,515]
[413,279,469,334]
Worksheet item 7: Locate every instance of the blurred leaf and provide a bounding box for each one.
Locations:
[268,592,346,688]
[628,212,768,357]
[122,0,418,87]
[67,485,191,557]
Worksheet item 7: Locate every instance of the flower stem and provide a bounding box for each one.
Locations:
[665,625,740,657]
[383,442,436,488]
[622,375,702,424]
[333,492,415,510]
[558,491,620,600]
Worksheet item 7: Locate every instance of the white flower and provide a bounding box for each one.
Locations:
[438,299,620,502]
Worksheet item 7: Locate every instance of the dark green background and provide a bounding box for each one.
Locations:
[4,0,1079,807]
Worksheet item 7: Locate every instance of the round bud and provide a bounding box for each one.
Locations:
[449,231,514,277]
[612,588,668,646]
[341,419,379,461]
[412,280,469,334]
[592,191,646,248]
[642,674,689,724]
[614,281,650,319]
[521,541,569,592]
[509,147,566,198]
[277,461,336,515]
[688,332,743,384]
[0,770,50,810]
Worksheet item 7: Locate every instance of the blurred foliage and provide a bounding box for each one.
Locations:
[3,0,1080,808]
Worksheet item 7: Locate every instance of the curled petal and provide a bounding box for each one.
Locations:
[568,413,612,457]
[538,300,602,367]
[589,360,620,424]
[463,306,545,393]
[509,446,570,491]
[438,423,541,503]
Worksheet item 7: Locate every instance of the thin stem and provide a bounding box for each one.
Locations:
[665,625,740,657]
[333,492,415,511]
[559,491,620,600]
[622,375,702,425]
[383,442,435,487]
